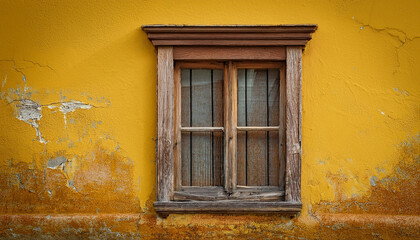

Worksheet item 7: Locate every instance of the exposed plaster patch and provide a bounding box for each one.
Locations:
[47,156,67,169]
[369,176,378,187]
[16,99,46,143]
[59,100,92,114]
[2,74,6,88]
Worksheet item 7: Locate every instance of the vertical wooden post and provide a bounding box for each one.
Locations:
[230,62,238,191]
[157,46,174,201]
[279,63,286,190]
[285,46,302,203]
[224,63,231,193]
[174,63,182,191]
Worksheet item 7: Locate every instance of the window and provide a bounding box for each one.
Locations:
[143,25,317,216]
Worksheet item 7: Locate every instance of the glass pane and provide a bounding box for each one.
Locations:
[180,68,224,186]
[237,131,279,186]
[181,69,224,127]
[237,69,279,127]
[237,68,280,186]
[181,132,224,186]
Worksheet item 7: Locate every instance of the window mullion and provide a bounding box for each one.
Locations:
[230,62,238,193]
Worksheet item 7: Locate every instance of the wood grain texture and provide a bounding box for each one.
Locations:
[157,46,174,202]
[154,201,302,216]
[235,62,283,69]
[223,65,230,192]
[279,64,286,189]
[176,61,224,69]
[143,25,317,47]
[174,47,285,60]
[236,126,279,131]
[285,47,302,203]
[268,69,280,186]
[180,127,224,132]
[152,39,309,46]
[143,25,317,33]
[148,32,311,40]
[174,63,182,191]
[230,62,238,191]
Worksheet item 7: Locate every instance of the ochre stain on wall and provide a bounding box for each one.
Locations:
[0,0,419,239]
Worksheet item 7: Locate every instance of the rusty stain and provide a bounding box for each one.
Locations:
[316,135,420,216]
[0,143,140,214]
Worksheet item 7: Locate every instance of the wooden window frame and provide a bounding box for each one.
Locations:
[143,25,317,216]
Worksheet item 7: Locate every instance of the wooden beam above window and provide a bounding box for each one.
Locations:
[143,25,317,46]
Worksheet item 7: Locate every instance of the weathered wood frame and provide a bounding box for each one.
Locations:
[144,25,317,216]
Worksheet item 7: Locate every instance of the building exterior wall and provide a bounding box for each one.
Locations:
[0,0,419,238]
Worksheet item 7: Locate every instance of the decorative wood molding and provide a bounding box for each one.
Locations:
[143,25,317,46]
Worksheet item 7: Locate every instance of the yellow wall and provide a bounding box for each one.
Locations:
[0,0,419,238]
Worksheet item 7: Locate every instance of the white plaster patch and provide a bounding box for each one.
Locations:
[59,100,92,114]
[16,99,46,143]
[47,156,67,169]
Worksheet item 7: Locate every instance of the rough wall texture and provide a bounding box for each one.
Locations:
[0,0,419,239]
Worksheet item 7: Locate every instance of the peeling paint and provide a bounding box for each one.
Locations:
[59,101,92,115]
[47,156,67,169]
[16,99,45,143]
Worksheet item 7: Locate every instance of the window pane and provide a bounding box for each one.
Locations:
[180,69,224,186]
[181,69,224,127]
[181,132,224,186]
[237,69,280,186]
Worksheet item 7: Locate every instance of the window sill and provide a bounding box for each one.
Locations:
[154,201,302,216]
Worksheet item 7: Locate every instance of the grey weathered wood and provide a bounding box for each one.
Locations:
[285,47,302,202]
[173,186,227,201]
[174,63,182,191]
[173,192,227,201]
[173,47,286,60]
[181,127,224,132]
[236,68,246,186]
[229,191,284,201]
[236,186,282,192]
[223,66,230,192]
[268,69,280,186]
[154,201,302,216]
[230,62,238,191]
[236,126,279,131]
[157,46,174,201]
[279,64,286,190]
